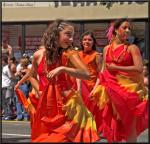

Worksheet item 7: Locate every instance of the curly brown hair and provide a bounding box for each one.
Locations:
[41,19,73,64]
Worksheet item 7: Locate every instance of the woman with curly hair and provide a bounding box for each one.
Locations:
[14,19,100,142]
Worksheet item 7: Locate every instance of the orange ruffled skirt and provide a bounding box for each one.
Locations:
[15,89,39,126]
[27,82,100,142]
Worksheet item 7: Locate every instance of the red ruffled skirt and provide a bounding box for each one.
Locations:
[92,71,148,142]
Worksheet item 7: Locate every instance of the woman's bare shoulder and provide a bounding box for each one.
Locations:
[104,44,110,49]
[128,44,140,52]
[128,44,139,49]
[103,45,110,53]
[33,47,45,59]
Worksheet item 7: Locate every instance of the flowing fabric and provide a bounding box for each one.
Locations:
[31,49,100,142]
[15,89,37,126]
[92,44,148,142]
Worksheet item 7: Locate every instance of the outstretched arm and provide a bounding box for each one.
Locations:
[28,77,40,98]
[65,53,90,79]
[28,77,39,93]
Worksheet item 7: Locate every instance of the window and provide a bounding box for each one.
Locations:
[2,25,22,61]
[25,24,47,56]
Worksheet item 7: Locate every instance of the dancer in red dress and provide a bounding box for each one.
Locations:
[90,18,148,142]
[15,19,100,142]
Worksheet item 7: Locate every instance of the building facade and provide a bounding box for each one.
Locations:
[2,1,149,60]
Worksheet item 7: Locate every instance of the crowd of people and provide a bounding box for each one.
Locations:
[1,18,149,143]
[2,51,32,121]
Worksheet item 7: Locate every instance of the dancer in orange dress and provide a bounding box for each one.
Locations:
[76,31,103,128]
[15,19,100,142]
[90,18,148,142]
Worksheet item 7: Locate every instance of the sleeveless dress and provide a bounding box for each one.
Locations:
[92,44,148,142]
[79,50,99,90]
[30,49,100,142]
[78,50,102,128]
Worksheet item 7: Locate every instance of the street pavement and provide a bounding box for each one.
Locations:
[2,120,30,143]
[2,120,149,143]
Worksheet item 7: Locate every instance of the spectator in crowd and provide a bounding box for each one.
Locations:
[8,56,18,117]
[2,56,16,120]
[15,56,30,121]
[2,39,13,59]
[8,56,17,65]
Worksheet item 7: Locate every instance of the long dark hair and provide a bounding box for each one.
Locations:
[41,19,73,64]
[80,31,96,50]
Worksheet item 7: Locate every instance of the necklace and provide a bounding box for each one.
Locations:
[109,43,128,63]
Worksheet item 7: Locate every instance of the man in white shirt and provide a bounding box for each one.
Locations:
[2,56,16,120]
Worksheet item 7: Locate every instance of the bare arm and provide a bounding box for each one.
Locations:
[101,45,109,73]
[89,52,103,95]
[90,47,108,97]
[95,52,103,72]
[8,46,12,57]
[28,76,40,98]
[64,53,90,79]
[47,52,90,80]
[89,78,100,97]
[28,77,39,92]
[107,44,143,73]
[76,52,103,92]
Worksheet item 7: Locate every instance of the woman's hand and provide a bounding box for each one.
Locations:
[46,66,65,79]
[36,91,42,98]
[106,63,117,71]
